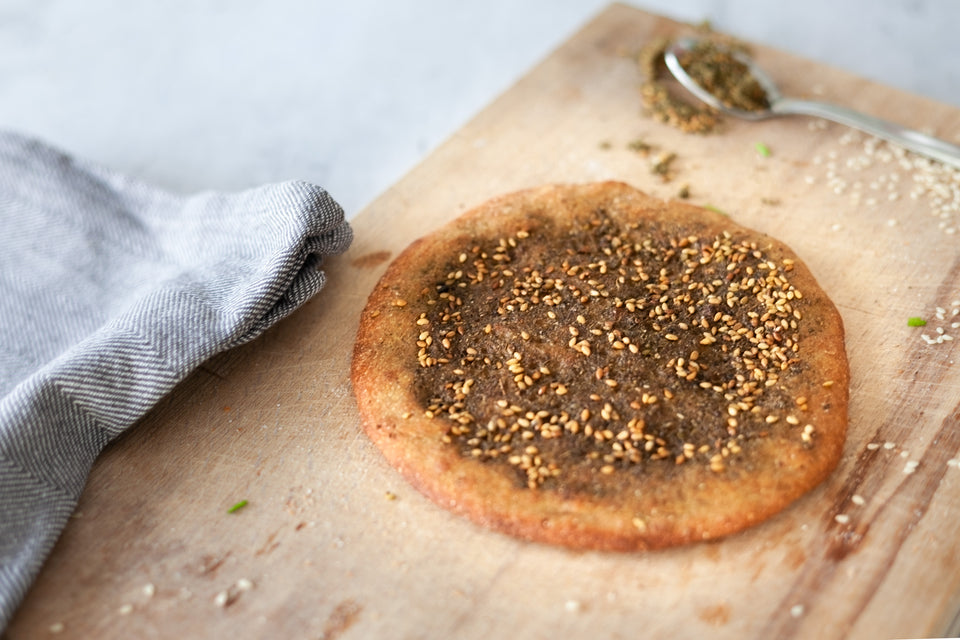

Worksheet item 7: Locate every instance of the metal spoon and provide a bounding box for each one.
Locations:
[664,37,960,170]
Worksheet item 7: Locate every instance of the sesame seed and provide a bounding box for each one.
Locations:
[834,513,850,524]
[414,212,824,487]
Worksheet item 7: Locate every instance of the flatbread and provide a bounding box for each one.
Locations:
[351,182,848,551]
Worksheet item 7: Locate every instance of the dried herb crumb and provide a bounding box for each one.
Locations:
[650,151,677,180]
[704,204,727,216]
[755,142,771,157]
[907,317,927,327]
[637,37,720,134]
[676,40,771,113]
[227,499,249,514]
[637,34,764,134]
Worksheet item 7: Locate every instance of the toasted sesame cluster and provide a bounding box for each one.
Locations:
[412,211,815,490]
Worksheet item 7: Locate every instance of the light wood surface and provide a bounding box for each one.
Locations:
[9,4,960,638]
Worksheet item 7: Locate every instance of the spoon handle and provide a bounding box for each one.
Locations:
[773,98,960,170]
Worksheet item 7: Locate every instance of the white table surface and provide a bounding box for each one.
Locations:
[1,0,958,217]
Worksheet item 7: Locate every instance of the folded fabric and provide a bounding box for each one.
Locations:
[0,130,353,629]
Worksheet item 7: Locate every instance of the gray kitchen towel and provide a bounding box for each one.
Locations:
[0,130,353,628]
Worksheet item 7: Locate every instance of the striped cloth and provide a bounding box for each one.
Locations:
[0,131,353,628]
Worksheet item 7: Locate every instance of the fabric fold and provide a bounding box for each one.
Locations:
[0,130,352,628]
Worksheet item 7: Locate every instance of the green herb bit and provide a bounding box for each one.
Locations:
[227,499,249,514]
[755,142,771,157]
[907,317,927,327]
[704,204,728,216]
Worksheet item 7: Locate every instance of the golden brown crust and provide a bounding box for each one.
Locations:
[351,182,848,551]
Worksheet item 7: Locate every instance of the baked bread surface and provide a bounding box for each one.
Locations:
[352,182,848,550]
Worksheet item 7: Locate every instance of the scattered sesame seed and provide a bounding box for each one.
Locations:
[143,583,156,598]
[49,623,65,634]
[851,494,865,506]
[565,600,582,613]
[834,513,850,524]
[790,604,805,618]
[812,133,960,238]
[904,460,919,474]
[118,603,133,615]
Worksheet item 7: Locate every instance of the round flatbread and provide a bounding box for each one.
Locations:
[352,182,848,551]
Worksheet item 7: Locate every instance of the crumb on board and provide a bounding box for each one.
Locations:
[214,578,255,608]
[564,600,582,613]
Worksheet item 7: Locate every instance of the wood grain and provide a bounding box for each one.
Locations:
[8,4,960,638]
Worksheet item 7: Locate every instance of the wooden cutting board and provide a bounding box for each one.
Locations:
[9,4,960,638]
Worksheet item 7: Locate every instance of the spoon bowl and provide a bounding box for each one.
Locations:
[664,37,960,169]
